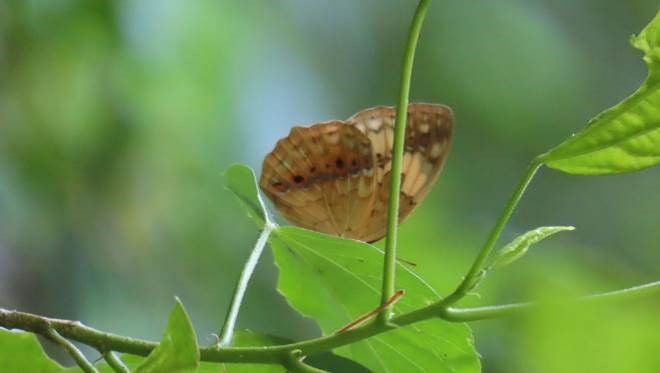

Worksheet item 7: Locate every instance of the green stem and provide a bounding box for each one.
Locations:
[1,279,659,364]
[443,158,543,305]
[380,0,432,321]
[283,350,327,373]
[45,327,99,373]
[103,351,130,373]
[442,279,660,321]
[219,222,275,346]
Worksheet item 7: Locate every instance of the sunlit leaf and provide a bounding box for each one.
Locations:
[270,226,480,372]
[0,328,68,372]
[135,297,199,373]
[541,10,660,174]
[489,226,575,270]
[225,164,269,228]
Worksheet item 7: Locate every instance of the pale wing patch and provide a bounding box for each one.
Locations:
[347,103,453,242]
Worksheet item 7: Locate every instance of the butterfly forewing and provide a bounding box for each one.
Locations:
[260,103,453,242]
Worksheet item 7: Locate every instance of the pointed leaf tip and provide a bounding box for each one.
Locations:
[490,226,575,270]
[225,164,269,228]
[136,298,199,373]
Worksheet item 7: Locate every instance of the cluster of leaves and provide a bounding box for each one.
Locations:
[1,7,659,373]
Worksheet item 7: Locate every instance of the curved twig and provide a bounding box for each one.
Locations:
[45,327,99,373]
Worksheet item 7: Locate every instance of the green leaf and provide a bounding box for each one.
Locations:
[489,226,575,270]
[225,164,269,228]
[541,10,660,174]
[136,297,200,373]
[0,328,68,372]
[220,331,290,373]
[270,227,480,373]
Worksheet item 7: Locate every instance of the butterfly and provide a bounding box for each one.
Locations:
[260,103,453,243]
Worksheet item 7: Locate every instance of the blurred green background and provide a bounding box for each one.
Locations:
[1,1,659,372]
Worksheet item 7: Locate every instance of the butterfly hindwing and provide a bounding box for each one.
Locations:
[260,103,453,242]
[347,103,453,242]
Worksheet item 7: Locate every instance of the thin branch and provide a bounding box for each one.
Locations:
[102,351,130,373]
[583,279,660,302]
[442,158,543,305]
[0,308,158,356]
[380,0,433,322]
[411,279,660,324]
[218,222,275,346]
[283,350,327,373]
[442,279,660,321]
[442,303,533,322]
[45,327,99,373]
[2,280,657,365]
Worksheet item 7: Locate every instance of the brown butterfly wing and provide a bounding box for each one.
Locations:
[259,121,378,238]
[347,103,454,242]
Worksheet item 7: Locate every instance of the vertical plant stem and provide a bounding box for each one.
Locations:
[45,327,99,373]
[380,0,433,322]
[219,223,274,346]
[444,159,543,304]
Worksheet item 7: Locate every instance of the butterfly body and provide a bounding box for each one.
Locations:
[260,103,453,242]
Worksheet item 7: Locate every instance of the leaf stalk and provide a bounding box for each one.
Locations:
[442,158,543,305]
[218,222,275,346]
